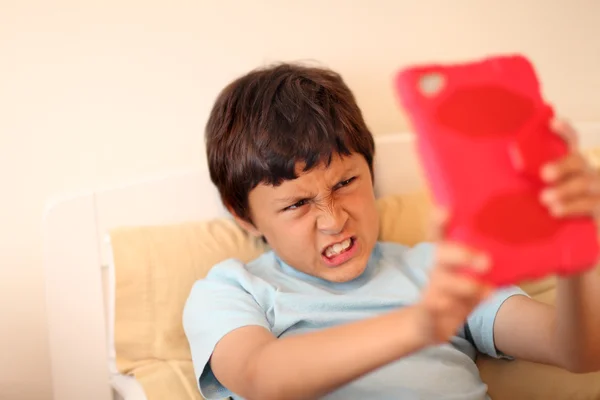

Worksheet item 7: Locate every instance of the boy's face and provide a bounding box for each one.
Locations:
[238,152,379,283]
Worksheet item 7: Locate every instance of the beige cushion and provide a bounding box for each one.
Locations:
[377,190,433,246]
[110,219,269,372]
[130,360,203,400]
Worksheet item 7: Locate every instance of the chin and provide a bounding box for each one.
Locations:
[322,261,368,283]
[326,274,362,283]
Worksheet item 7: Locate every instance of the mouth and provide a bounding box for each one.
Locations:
[321,237,358,267]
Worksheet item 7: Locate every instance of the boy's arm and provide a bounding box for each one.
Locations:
[211,306,429,400]
[493,270,600,373]
[554,269,600,372]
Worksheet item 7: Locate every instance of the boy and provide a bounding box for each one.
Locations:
[183,63,600,399]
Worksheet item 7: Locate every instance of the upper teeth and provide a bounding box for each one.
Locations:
[325,238,352,258]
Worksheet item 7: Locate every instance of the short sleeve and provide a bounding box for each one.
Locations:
[182,260,271,399]
[465,285,528,359]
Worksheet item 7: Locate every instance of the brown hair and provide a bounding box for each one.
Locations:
[205,63,375,222]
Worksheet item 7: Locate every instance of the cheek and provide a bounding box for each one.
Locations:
[263,213,315,249]
[345,187,379,223]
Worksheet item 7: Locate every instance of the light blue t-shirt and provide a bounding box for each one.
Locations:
[183,242,526,400]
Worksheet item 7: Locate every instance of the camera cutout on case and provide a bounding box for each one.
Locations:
[418,72,445,96]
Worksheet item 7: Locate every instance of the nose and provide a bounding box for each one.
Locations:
[317,202,348,235]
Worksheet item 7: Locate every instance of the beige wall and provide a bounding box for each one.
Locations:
[1,0,599,398]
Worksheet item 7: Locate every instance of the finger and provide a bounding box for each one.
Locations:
[541,152,588,183]
[428,206,449,241]
[435,273,490,302]
[437,270,493,302]
[540,174,598,205]
[435,242,490,273]
[550,118,579,149]
[479,285,494,300]
[425,289,474,317]
[547,195,600,218]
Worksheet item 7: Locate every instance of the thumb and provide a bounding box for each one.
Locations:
[550,118,579,150]
[428,205,450,242]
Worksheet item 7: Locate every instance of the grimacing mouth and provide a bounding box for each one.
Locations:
[321,236,356,258]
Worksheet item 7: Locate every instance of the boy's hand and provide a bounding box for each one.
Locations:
[419,209,493,344]
[539,119,600,218]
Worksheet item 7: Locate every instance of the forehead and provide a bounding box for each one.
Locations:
[294,152,363,177]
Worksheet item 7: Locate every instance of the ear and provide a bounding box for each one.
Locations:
[228,207,262,237]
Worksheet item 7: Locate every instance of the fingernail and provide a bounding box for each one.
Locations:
[473,254,490,271]
[539,189,553,204]
[550,204,563,217]
[541,165,555,182]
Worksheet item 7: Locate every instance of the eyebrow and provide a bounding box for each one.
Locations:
[272,164,361,206]
[273,193,315,206]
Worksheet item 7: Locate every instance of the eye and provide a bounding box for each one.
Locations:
[284,199,309,211]
[335,177,356,190]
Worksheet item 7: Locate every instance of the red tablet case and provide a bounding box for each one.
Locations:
[395,54,599,286]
